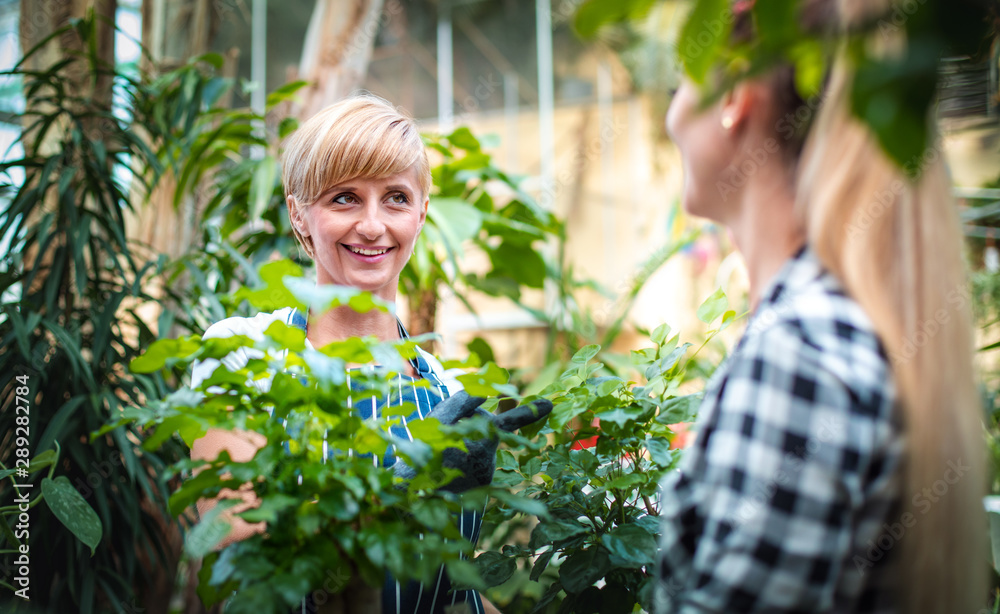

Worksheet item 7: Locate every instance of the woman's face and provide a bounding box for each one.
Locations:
[295,166,427,302]
[666,78,740,223]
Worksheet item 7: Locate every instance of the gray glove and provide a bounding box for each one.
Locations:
[393,391,553,492]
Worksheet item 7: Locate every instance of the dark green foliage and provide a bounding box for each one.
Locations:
[477,296,734,613]
[121,262,731,613]
[124,263,547,613]
[408,128,561,312]
[0,18,186,614]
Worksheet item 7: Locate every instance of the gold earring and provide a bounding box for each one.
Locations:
[721,115,734,130]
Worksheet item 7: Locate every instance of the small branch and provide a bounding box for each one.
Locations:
[642,494,656,516]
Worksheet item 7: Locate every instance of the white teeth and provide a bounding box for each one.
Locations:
[349,246,388,256]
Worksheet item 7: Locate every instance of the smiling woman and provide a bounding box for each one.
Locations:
[291,169,427,300]
[283,97,431,306]
[188,94,499,614]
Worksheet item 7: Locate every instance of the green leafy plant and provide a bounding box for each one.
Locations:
[403,128,561,339]
[0,442,103,591]
[120,260,550,613]
[474,289,735,613]
[135,54,308,335]
[0,17,192,613]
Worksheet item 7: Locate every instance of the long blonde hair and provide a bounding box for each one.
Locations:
[797,7,987,609]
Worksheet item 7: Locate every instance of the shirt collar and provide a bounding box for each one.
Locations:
[754,244,826,312]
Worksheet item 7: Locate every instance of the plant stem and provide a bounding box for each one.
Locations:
[642,494,656,516]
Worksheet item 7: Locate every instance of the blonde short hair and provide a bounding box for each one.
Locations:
[281,94,431,257]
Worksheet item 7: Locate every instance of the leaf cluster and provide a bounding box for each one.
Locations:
[472,291,736,613]
[120,262,549,613]
[0,15,190,613]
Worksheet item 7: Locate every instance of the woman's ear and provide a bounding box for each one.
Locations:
[418,197,429,230]
[287,195,310,237]
[719,81,755,133]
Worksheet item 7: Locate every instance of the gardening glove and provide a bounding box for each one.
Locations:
[392,391,553,493]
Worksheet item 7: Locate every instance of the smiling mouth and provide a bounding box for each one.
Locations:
[345,245,391,256]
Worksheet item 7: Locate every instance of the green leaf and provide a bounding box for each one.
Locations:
[266,80,308,110]
[489,241,546,288]
[600,524,657,569]
[571,345,601,364]
[559,546,612,594]
[130,336,201,372]
[551,400,590,431]
[678,0,732,83]
[492,489,549,518]
[466,337,495,366]
[450,152,491,171]
[446,126,481,151]
[41,476,103,555]
[284,276,390,315]
[446,558,487,592]
[650,323,671,346]
[573,0,658,39]
[533,519,588,544]
[752,0,798,43]
[696,287,729,324]
[849,43,939,176]
[790,40,826,99]
[644,437,677,468]
[233,259,306,311]
[990,510,1000,574]
[456,362,516,397]
[427,196,484,249]
[474,551,517,588]
[29,448,58,473]
[200,551,237,607]
[606,472,645,490]
[411,498,451,531]
[596,405,644,429]
[184,499,237,558]
[263,320,306,352]
[657,394,701,424]
[237,493,298,524]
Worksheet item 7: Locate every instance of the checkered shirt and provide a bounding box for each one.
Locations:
[657,246,904,613]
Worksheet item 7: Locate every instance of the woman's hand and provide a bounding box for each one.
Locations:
[191,428,268,549]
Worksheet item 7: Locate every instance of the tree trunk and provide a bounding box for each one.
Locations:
[19,0,116,147]
[294,0,386,119]
[315,577,381,613]
[407,286,438,352]
[18,0,116,301]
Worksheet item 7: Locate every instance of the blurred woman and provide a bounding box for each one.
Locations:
[657,1,986,612]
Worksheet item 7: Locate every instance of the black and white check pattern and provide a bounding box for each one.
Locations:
[657,246,904,613]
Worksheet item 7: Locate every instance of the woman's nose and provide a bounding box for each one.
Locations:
[355,203,386,239]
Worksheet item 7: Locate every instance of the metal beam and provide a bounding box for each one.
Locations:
[437,1,454,132]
